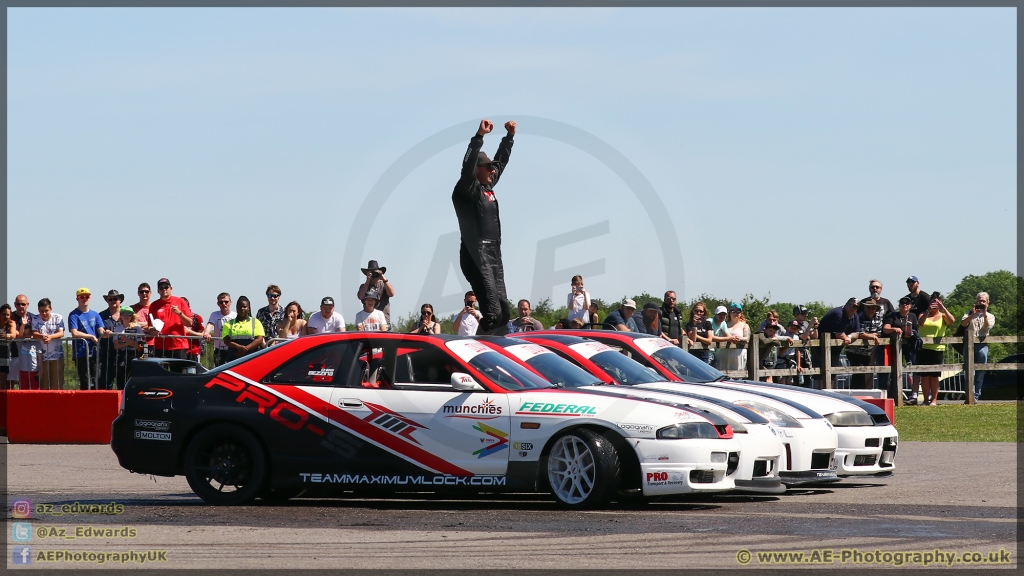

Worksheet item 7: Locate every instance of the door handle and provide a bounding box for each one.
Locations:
[338,398,363,408]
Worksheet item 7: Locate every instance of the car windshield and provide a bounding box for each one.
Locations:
[648,345,724,382]
[468,352,552,391]
[205,345,279,374]
[525,354,604,388]
[589,351,663,386]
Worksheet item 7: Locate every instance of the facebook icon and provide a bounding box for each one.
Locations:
[12,545,33,565]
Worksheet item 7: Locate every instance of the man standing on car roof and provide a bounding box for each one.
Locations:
[452,118,515,335]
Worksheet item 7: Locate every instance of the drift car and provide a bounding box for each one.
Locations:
[111,333,742,509]
[545,330,898,477]
[480,338,787,493]
[513,333,841,485]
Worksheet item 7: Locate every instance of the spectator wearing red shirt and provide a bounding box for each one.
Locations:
[144,278,193,359]
[130,283,154,350]
[181,297,204,364]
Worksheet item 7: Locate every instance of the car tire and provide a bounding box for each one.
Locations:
[184,424,267,505]
[545,429,620,509]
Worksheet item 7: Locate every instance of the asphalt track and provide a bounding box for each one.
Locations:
[4,442,1017,570]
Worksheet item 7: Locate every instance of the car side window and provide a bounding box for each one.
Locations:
[392,345,461,391]
[265,341,362,387]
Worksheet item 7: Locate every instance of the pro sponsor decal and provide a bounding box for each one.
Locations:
[445,339,493,361]
[133,431,171,441]
[618,423,656,435]
[362,402,428,445]
[443,398,503,419]
[207,374,325,436]
[516,402,600,417]
[137,389,172,399]
[299,473,507,486]
[133,420,170,431]
[567,341,614,359]
[471,422,509,458]
[646,471,686,487]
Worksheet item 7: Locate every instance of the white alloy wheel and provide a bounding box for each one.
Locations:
[547,434,598,505]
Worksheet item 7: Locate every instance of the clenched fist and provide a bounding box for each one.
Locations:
[504,120,516,136]
[477,119,494,136]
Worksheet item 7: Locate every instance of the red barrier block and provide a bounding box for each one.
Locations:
[855,396,895,427]
[4,391,122,444]
[0,390,7,434]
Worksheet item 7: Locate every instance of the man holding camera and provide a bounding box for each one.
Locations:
[452,118,516,335]
[356,260,394,329]
[453,291,482,336]
[960,292,995,403]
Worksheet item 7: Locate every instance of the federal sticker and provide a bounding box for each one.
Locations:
[446,339,493,361]
[568,341,613,359]
[504,344,553,361]
[634,337,674,355]
[134,431,171,441]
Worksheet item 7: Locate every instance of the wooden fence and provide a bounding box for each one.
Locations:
[681,332,1020,406]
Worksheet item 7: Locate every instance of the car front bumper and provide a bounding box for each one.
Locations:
[834,425,898,476]
[632,437,739,495]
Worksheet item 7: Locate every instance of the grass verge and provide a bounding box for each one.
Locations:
[893,402,1020,442]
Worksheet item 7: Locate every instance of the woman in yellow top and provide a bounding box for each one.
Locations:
[916,292,955,406]
[222,296,265,362]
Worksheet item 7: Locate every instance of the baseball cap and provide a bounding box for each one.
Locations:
[898,296,913,305]
[845,297,859,307]
[714,305,728,315]
[642,301,660,311]
[906,275,919,283]
[363,289,380,302]
[729,302,742,311]
[477,151,503,166]
[621,298,637,309]
[157,278,171,287]
[75,287,91,297]
[788,320,802,329]
[793,305,809,315]
[321,297,335,306]
[119,305,135,315]
[764,320,780,330]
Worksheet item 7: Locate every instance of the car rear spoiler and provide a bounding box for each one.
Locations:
[129,358,208,377]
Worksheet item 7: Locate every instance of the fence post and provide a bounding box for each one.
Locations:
[892,336,903,407]
[749,337,759,381]
[821,336,832,389]
[964,329,975,405]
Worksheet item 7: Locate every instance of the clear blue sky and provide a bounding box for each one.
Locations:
[7,8,1016,322]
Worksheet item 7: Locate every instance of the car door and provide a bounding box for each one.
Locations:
[258,339,365,483]
[328,337,511,479]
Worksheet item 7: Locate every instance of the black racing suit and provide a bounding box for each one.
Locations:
[452,132,514,334]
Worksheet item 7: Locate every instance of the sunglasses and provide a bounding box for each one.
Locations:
[105,297,119,303]
[694,310,705,315]
[218,300,230,305]
[138,290,150,295]
[77,295,90,300]
[422,311,432,315]
[478,164,496,171]
[870,285,882,290]
[730,310,740,313]
[157,285,170,290]
[267,294,280,299]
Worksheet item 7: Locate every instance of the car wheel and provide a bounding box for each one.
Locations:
[184,424,267,505]
[546,429,620,509]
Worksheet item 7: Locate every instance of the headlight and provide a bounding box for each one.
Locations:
[824,411,874,427]
[710,451,728,463]
[733,400,804,428]
[656,422,722,439]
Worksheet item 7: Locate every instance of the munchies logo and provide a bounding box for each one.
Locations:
[443,398,503,419]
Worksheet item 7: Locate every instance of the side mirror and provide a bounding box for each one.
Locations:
[451,372,485,391]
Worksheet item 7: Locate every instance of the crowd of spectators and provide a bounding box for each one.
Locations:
[0,270,996,403]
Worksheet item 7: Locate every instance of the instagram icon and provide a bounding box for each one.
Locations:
[11,499,32,519]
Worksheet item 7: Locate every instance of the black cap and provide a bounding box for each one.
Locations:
[845,297,859,307]
[793,305,809,315]
[476,151,502,166]
[898,296,913,305]
[788,320,802,329]
[643,301,660,311]
[157,278,171,287]
[321,297,334,306]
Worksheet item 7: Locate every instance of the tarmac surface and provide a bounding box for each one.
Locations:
[4,442,1018,569]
